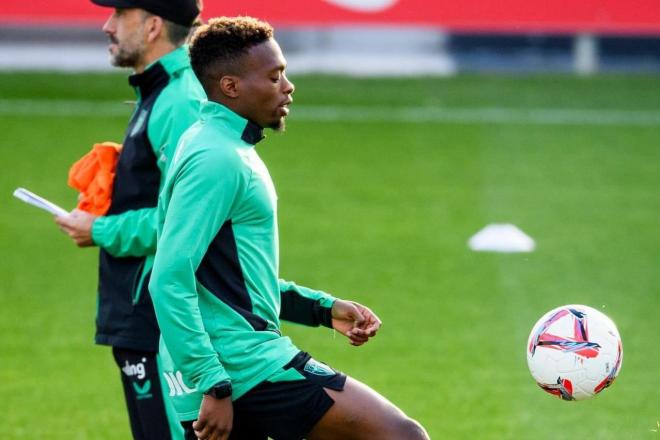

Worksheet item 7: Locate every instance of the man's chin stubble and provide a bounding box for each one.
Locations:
[110,47,142,69]
[269,118,286,132]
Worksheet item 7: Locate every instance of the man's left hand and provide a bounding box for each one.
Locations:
[331,300,382,346]
[55,209,97,247]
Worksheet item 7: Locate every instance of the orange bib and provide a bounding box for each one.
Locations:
[68,142,122,215]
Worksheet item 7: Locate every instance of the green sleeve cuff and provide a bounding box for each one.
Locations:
[196,368,231,395]
[319,296,337,309]
[91,216,112,248]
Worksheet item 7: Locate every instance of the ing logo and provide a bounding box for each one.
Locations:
[122,358,147,379]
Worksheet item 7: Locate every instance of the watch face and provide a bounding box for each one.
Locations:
[207,381,232,399]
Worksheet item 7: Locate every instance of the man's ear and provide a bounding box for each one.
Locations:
[145,15,164,44]
[220,75,240,99]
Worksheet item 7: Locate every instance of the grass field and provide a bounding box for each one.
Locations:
[1,72,659,439]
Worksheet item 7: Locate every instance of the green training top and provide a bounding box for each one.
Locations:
[92,45,204,259]
[88,45,206,354]
[149,100,337,410]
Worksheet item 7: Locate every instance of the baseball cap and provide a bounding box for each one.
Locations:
[91,0,200,27]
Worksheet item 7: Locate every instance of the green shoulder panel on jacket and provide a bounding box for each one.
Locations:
[147,51,205,177]
[92,46,205,259]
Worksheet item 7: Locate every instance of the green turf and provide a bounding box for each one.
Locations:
[1,72,659,439]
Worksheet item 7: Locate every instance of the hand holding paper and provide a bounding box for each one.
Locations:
[13,187,70,217]
[55,209,97,247]
[13,187,96,247]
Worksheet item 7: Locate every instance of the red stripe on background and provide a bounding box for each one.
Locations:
[2,0,660,34]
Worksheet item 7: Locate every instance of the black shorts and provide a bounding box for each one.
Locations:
[183,351,346,440]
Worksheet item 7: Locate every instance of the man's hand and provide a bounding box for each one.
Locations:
[193,394,233,440]
[331,299,382,346]
[54,209,97,247]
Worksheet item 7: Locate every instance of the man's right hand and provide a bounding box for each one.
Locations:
[331,300,382,346]
[55,209,97,247]
[193,394,233,440]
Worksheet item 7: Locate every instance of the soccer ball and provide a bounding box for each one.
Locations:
[526,304,623,401]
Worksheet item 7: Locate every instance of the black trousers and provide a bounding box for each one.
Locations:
[112,347,175,440]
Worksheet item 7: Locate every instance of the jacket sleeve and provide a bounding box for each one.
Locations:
[278,279,337,328]
[149,147,246,394]
[92,209,158,257]
[91,90,201,258]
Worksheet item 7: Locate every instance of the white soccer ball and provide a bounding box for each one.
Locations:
[526,304,623,401]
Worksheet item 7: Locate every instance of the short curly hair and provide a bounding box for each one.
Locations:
[189,16,274,94]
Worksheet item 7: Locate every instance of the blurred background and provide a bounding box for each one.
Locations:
[2,0,660,74]
[1,1,659,439]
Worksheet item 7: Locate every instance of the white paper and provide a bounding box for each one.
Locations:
[13,187,70,217]
[468,223,535,253]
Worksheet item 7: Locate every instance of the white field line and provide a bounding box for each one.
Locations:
[0,99,133,117]
[1,99,659,127]
[293,105,660,126]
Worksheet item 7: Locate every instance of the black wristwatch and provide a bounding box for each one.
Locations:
[204,380,232,399]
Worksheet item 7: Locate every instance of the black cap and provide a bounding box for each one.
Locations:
[91,0,199,27]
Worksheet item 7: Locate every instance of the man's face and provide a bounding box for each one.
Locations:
[102,8,149,69]
[237,39,295,131]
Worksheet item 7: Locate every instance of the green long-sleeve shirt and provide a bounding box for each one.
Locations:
[159,278,336,421]
[149,101,336,411]
[92,46,204,259]
[90,46,206,332]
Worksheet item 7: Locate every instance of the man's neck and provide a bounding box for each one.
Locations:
[133,41,178,74]
[211,96,261,128]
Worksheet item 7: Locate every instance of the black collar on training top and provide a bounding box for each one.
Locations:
[242,120,266,145]
[129,63,169,100]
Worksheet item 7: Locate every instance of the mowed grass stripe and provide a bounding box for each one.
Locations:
[2,99,660,126]
[2,74,660,439]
